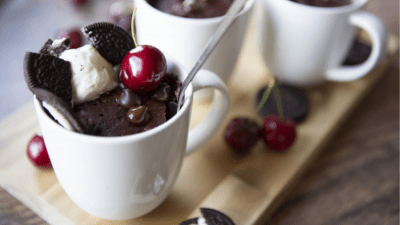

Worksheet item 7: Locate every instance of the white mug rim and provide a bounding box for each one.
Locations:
[34,56,193,144]
[271,0,368,14]
[135,0,255,24]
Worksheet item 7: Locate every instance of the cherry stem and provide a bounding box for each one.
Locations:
[273,84,285,123]
[131,8,138,47]
[256,78,285,123]
[256,79,275,112]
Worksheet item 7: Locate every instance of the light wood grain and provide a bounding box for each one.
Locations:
[0,21,398,225]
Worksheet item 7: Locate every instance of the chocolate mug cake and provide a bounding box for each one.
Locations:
[290,0,351,7]
[147,0,234,18]
[24,22,182,137]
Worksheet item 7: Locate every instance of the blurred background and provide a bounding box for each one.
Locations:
[0,0,398,120]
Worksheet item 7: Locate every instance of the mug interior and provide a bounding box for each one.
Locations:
[135,0,255,24]
[34,55,193,144]
[280,0,368,13]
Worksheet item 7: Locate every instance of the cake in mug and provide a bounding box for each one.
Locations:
[289,0,351,7]
[24,22,182,137]
[148,0,234,18]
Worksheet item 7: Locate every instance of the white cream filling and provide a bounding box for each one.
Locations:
[42,101,74,131]
[50,38,67,50]
[59,45,118,105]
[197,218,207,225]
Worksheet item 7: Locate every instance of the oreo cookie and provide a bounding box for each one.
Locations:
[82,22,135,65]
[24,52,73,105]
[180,208,235,225]
[180,218,200,225]
[343,39,372,66]
[256,83,309,123]
[34,88,85,133]
[201,208,235,225]
[39,38,72,57]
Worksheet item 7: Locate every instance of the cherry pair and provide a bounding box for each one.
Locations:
[224,82,297,156]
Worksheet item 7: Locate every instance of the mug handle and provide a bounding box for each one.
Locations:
[185,70,230,156]
[326,11,387,81]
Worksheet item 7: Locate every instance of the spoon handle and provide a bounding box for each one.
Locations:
[177,0,248,110]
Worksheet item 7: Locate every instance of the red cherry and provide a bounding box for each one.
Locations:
[262,114,296,152]
[224,117,261,157]
[68,30,83,49]
[120,45,167,92]
[27,134,52,169]
[56,28,83,49]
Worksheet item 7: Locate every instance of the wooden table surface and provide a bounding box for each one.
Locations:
[267,58,399,225]
[1,0,399,224]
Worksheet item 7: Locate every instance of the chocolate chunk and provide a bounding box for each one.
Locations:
[33,88,85,133]
[343,39,372,65]
[39,38,72,57]
[117,88,142,108]
[127,105,150,125]
[151,83,171,102]
[24,52,73,105]
[256,83,309,123]
[81,22,135,65]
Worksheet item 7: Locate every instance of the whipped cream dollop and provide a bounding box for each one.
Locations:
[59,45,118,104]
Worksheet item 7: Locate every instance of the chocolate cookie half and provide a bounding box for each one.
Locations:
[82,22,135,65]
[180,208,235,225]
[24,52,73,105]
[256,83,309,123]
[180,218,200,225]
[34,88,85,133]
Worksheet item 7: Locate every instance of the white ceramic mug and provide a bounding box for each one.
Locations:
[133,0,255,85]
[255,0,387,86]
[33,56,230,220]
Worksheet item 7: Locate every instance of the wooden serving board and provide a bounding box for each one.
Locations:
[0,21,398,225]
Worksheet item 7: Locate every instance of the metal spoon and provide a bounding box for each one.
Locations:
[177,0,248,110]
